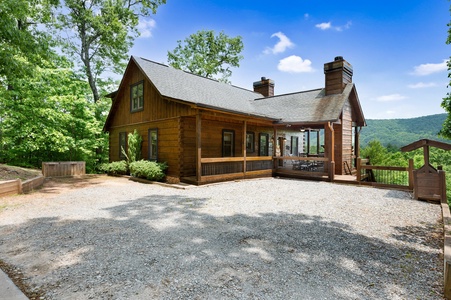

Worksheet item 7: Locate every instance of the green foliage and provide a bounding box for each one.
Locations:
[167,30,244,83]
[100,160,128,175]
[0,0,59,81]
[129,160,167,181]
[127,129,142,163]
[360,114,450,149]
[53,0,166,103]
[0,66,109,172]
[441,4,451,139]
[360,140,388,165]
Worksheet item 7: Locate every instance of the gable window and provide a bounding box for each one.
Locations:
[131,81,144,112]
[259,133,269,156]
[119,132,127,160]
[246,132,255,153]
[148,128,158,161]
[222,130,235,157]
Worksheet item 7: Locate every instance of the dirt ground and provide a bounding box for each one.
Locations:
[0,164,42,181]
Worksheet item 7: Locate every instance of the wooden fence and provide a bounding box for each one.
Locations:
[42,161,86,177]
[356,158,414,190]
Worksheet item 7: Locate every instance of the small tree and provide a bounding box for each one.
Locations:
[127,129,142,163]
[167,30,244,83]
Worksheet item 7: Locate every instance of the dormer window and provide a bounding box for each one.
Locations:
[131,81,144,112]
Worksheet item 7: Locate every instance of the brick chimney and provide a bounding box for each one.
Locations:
[253,77,275,97]
[324,56,353,95]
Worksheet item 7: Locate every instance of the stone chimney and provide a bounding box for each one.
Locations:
[324,56,353,95]
[253,77,275,97]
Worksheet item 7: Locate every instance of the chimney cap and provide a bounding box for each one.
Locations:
[261,76,267,81]
[334,56,344,61]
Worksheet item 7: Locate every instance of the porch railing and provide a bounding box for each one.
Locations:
[356,158,414,190]
[274,156,334,180]
[201,156,273,177]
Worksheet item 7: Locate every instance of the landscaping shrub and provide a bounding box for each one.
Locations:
[129,160,167,181]
[100,160,128,175]
[127,129,142,163]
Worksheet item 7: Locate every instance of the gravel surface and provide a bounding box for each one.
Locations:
[0,176,443,299]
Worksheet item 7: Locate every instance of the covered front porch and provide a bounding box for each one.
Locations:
[180,112,352,185]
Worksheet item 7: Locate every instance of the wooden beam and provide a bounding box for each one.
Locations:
[401,138,451,152]
[196,112,202,182]
[243,121,247,174]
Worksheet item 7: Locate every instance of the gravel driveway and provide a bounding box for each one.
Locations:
[0,176,443,299]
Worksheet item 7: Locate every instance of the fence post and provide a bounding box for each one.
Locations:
[408,159,414,190]
[356,157,361,182]
[439,169,447,204]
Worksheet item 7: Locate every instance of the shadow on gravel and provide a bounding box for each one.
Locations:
[0,193,443,299]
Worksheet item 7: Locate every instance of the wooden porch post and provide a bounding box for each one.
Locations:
[356,157,362,182]
[273,126,278,170]
[196,112,202,183]
[316,130,320,154]
[326,122,335,180]
[243,121,247,175]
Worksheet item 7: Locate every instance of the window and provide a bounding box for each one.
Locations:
[246,132,255,153]
[119,132,127,160]
[291,136,299,155]
[259,133,269,156]
[131,81,144,112]
[222,130,235,157]
[148,128,158,161]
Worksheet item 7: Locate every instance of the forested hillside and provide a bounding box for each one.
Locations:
[360,113,450,148]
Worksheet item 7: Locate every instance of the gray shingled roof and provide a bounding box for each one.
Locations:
[133,56,357,124]
[253,84,355,123]
[133,57,275,119]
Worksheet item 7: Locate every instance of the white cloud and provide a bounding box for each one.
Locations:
[304,13,310,20]
[407,82,437,89]
[315,22,331,30]
[277,55,313,73]
[137,18,156,38]
[376,94,407,102]
[264,32,294,54]
[315,21,352,31]
[411,59,447,76]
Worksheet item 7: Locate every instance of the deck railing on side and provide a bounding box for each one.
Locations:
[356,157,414,190]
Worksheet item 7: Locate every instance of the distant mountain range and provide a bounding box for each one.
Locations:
[359,113,451,148]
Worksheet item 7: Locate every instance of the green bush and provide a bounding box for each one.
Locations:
[100,160,128,175]
[129,160,167,181]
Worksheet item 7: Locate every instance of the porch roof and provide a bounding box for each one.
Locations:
[132,56,364,125]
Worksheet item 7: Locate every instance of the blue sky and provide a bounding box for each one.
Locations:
[128,0,449,120]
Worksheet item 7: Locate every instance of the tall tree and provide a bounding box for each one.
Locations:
[0,0,58,82]
[54,0,166,103]
[441,2,451,139]
[167,30,244,83]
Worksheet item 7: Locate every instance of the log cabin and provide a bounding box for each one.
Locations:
[104,56,366,184]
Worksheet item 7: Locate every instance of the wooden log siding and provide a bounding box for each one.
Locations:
[109,117,182,178]
[42,162,86,177]
[108,62,196,129]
